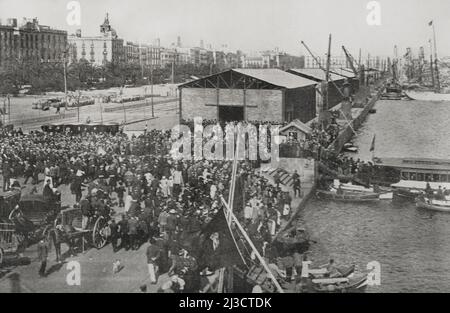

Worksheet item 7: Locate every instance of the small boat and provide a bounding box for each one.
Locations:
[379,192,393,200]
[393,188,423,201]
[343,143,358,153]
[416,198,450,212]
[404,91,450,102]
[316,190,380,203]
[309,265,355,279]
[310,274,368,293]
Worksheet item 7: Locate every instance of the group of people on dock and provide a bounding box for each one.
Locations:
[0,123,313,292]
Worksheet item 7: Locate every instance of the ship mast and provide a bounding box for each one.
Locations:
[429,39,435,89]
[432,22,440,92]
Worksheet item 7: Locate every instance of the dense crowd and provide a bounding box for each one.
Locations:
[0,125,306,293]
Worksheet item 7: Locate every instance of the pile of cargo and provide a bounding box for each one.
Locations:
[67,96,95,107]
[110,94,154,104]
[32,98,65,110]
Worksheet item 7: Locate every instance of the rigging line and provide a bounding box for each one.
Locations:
[220,196,284,293]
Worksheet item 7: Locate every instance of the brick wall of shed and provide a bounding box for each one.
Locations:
[180,88,283,122]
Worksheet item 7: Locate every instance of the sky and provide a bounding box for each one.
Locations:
[1,0,450,59]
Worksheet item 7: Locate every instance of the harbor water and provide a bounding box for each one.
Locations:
[303,99,450,293]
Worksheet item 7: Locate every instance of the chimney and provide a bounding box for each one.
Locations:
[177,36,181,48]
[200,40,204,49]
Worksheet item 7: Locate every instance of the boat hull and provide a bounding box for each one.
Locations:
[404,91,450,102]
[393,189,421,202]
[316,190,380,203]
[416,199,450,212]
[311,275,368,293]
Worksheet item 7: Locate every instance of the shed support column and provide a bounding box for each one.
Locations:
[281,89,286,123]
[216,88,220,120]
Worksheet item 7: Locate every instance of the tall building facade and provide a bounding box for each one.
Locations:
[0,18,67,70]
[68,14,125,66]
[241,49,303,69]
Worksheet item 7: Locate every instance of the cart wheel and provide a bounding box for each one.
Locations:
[92,216,108,249]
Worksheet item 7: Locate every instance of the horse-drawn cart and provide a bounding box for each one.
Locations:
[56,207,111,252]
[8,194,59,247]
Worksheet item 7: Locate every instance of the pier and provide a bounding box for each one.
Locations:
[275,79,386,235]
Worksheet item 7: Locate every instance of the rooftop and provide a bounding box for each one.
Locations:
[280,119,312,134]
[233,68,317,89]
[179,68,317,90]
[288,68,348,82]
[331,68,357,78]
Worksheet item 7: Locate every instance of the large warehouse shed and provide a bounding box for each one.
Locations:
[331,68,360,93]
[178,69,318,124]
[287,68,350,110]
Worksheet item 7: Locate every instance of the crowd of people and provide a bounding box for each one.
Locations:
[0,124,308,293]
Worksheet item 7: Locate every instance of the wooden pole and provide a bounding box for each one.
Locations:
[171,60,175,85]
[151,63,154,117]
[220,196,285,293]
[429,39,435,89]
[358,48,362,68]
[325,34,332,112]
[432,22,440,92]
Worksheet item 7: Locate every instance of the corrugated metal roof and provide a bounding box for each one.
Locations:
[280,119,312,134]
[331,68,357,78]
[232,69,317,89]
[288,68,347,82]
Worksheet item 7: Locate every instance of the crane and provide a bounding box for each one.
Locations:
[301,38,356,135]
[342,46,359,77]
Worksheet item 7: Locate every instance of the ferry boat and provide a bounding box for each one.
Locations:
[374,157,450,201]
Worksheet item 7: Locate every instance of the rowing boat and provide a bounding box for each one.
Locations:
[416,198,450,212]
[393,188,423,201]
[309,265,355,279]
[311,274,368,293]
[316,190,380,202]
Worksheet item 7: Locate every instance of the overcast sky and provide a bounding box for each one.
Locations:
[1,0,449,58]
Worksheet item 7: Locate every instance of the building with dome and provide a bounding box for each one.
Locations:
[68,13,125,66]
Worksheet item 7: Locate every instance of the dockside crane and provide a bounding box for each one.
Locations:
[342,46,360,78]
[301,38,356,135]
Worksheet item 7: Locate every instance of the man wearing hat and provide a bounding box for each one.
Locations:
[37,236,49,277]
[166,208,178,239]
[158,208,169,234]
[146,237,161,284]
[43,179,55,202]
[128,216,139,250]
[116,181,126,208]
[118,214,129,251]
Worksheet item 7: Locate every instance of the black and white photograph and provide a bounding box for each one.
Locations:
[0,0,449,296]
